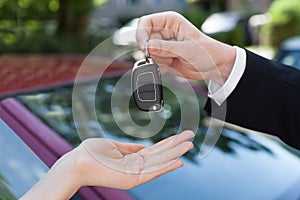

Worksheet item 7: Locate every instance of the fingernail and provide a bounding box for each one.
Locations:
[183,141,194,151]
[189,142,194,150]
[148,39,160,54]
[182,130,195,138]
[177,160,184,168]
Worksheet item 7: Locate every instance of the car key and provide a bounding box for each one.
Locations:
[131,45,163,112]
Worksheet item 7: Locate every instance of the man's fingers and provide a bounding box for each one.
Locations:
[151,55,173,67]
[169,61,205,80]
[136,11,184,47]
[147,39,189,58]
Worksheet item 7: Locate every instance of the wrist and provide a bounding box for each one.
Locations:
[49,152,82,198]
[21,151,81,200]
[70,143,105,187]
[216,43,236,84]
[207,46,246,105]
[199,34,236,84]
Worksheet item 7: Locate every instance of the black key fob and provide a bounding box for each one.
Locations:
[131,58,163,112]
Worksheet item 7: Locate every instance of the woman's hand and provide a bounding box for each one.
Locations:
[21,130,194,200]
[73,130,194,189]
[136,11,236,83]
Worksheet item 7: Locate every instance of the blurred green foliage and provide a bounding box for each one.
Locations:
[181,6,209,29]
[0,173,17,200]
[0,0,111,53]
[182,2,254,47]
[261,0,300,47]
[208,19,250,47]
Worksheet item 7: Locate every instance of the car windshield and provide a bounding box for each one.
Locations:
[16,75,209,148]
[14,74,300,199]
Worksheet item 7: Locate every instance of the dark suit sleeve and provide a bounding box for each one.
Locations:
[205,49,300,149]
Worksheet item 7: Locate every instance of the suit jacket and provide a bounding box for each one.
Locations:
[205,49,300,150]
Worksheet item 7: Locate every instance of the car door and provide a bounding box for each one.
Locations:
[0,98,134,200]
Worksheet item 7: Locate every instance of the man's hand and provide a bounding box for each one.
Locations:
[136,11,236,84]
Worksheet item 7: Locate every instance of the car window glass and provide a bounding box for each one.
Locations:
[0,119,48,199]
[15,75,290,157]
[16,76,207,148]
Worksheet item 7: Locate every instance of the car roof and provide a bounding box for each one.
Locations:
[281,36,300,51]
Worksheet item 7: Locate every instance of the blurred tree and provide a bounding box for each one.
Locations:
[0,173,17,200]
[261,0,300,47]
[0,0,109,53]
[57,0,92,40]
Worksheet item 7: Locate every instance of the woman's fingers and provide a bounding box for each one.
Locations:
[81,131,194,176]
[143,141,194,168]
[113,141,145,155]
[141,159,183,174]
[123,159,183,189]
[108,131,194,173]
[137,159,184,182]
[139,130,195,154]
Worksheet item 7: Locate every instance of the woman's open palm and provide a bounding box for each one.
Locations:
[74,130,195,189]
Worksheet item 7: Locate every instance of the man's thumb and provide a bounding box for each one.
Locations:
[148,39,187,58]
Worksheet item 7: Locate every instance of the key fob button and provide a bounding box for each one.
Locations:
[137,72,154,85]
[138,90,156,101]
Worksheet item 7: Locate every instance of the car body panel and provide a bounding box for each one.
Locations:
[280,36,300,51]
[0,98,133,200]
[275,36,300,70]
[1,54,300,200]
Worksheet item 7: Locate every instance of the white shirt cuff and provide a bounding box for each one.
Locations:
[207,46,246,105]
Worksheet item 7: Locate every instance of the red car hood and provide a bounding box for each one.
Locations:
[0,54,131,96]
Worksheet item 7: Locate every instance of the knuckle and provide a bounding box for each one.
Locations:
[166,11,181,18]
[138,16,145,24]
